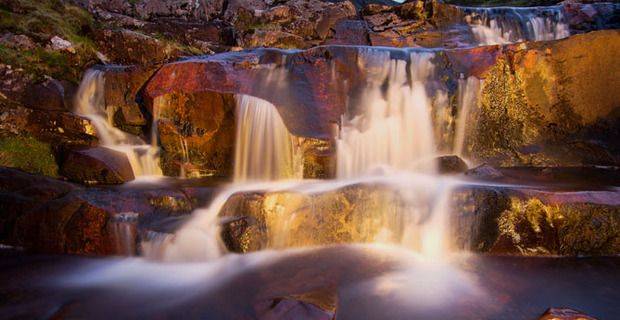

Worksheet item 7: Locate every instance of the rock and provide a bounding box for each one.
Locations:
[255,298,334,320]
[538,307,598,320]
[21,78,69,111]
[436,155,468,174]
[243,30,308,49]
[153,91,236,177]
[48,36,76,54]
[94,29,181,65]
[469,30,620,166]
[325,20,370,46]
[0,33,35,50]
[102,65,157,131]
[60,147,135,184]
[465,164,504,180]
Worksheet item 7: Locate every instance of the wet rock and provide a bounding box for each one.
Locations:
[60,147,135,184]
[538,307,598,320]
[102,65,157,131]
[325,20,371,46]
[153,91,236,177]
[255,298,334,320]
[436,155,468,174]
[465,164,504,180]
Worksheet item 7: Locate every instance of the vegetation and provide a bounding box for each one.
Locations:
[0,135,58,177]
[0,0,97,82]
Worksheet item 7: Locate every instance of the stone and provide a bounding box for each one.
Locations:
[465,164,504,180]
[102,65,158,131]
[153,91,236,177]
[60,147,135,184]
[0,33,35,50]
[436,155,468,174]
[48,36,76,54]
[21,78,69,111]
[94,29,181,65]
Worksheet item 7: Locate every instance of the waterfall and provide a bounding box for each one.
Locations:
[336,51,437,178]
[233,94,303,182]
[462,6,570,45]
[74,69,163,178]
[453,76,482,157]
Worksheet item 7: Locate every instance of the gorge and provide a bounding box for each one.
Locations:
[0,0,619,319]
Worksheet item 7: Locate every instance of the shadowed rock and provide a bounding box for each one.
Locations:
[60,147,135,184]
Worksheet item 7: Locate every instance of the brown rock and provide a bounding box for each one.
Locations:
[153,91,235,177]
[94,29,181,65]
[436,155,468,174]
[325,20,370,46]
[102,65,157,129]
[21,78,69,111]
[60,146,135,184]
[465,164,504,180]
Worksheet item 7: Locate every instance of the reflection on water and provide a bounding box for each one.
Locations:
[1,245,619,319]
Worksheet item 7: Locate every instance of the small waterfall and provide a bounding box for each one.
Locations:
[74,69,163,177]
[462,6,570,45]
[453,76,482,157]
[336,51,437,178]
[233,94,303,182]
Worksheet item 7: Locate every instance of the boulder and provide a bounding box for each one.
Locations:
[465,164,504,180]
[21,78,70,111]
[436,155,468,174]
[60,147,135,184]
[94,28,181,65]
[102,65,157,132]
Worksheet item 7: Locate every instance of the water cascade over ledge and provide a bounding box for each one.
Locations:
[74,69,163,178]
[461,6,570,45]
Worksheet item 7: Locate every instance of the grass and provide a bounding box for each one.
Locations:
[0,0,98,82]
[0,135,58,177]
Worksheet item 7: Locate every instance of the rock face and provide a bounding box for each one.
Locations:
[145,30,620,168]
[538,308,598,320]
[467,30,620,166]
[60,147,135,184]
[0,167,210,255]
[218,181,620,256]
[153,91,236,177]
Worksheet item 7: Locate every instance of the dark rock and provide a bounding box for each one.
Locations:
[60,147,135,184]
[465,164,504,180]
[102,65,157,130]
[436,155,468,174]
[21,78,69,111]
[326,20,371,45]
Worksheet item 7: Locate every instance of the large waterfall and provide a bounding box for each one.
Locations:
[74,69,162,178]
[462,6,570,45]
[233,94,303,182]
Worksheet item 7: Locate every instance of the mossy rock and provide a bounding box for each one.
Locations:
[0,134,58,177]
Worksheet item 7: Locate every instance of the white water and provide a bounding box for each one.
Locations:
[74,69,163,178]
[233,94,303,182]
[336,51,437,178]
[463,6,570,45]
[454,76,482,157]
[147,51,468,262]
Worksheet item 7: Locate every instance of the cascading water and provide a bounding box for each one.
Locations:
[454,76,482,157]
[461,6,570,45]
[74,69,163,178]
[233,94,303,182]
[336,50,437,178]
[143,94,304,261]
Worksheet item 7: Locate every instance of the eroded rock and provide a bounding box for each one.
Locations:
[60,147,135,184]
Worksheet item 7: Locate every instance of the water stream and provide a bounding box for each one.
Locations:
[74,69,163,178]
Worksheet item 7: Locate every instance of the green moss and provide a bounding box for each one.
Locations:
[0,135,58,177]
[0,0,97,82]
